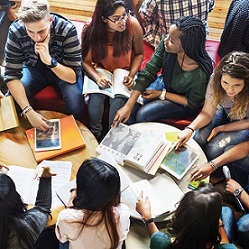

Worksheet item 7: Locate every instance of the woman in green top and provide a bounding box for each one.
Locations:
[113,16,213,125]
[136,183,237,249]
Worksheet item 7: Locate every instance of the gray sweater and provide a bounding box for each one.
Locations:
[7,177,52,249]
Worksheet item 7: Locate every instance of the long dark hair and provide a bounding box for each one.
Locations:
[0,174,34,249]
[212,51,249,120]
[169,183,222,249]
[81,0,131,62]
[72,158,121,248]
[163,16,213,87]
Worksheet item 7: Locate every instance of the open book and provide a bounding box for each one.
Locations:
[83,68,143,104]
[160,144,200,180]
[0,96,19,131]
[2,160,72,208]
[56,152,184,219]
[96,123,167,175]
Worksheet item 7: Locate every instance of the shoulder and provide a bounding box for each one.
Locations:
[130,16,143,34]
[58,208,85,223]
[114,204,130,215]
[51,14,77,36]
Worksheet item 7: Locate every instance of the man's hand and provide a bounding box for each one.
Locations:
[142,90,161,100]
[34,32,51,65]
[26,110,51,131]
[225,178,241,194]
[34,165,57,179]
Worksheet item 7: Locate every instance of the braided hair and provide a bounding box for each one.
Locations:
[162,16,213,88]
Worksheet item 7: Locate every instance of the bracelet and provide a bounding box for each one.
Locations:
[209,160,218,171]
[159,89,167,100]
[142,218,154,227]
[185,126,194,133]
[21,105,33,117]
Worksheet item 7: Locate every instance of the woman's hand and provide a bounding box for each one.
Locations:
[96,76,112,89]
[136,191,152,220]
[190,163,213,181]
[225,178,241,194]
[207,126,222,142]
[34,165,57,179]
[112,104,132,127]
[142,90,161,100]
[176,129,193,149]
[123,76,134,89]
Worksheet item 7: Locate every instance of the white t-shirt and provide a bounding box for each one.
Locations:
[56,204,130,249]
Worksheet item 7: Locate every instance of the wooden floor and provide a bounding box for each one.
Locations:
[13,0,232,41]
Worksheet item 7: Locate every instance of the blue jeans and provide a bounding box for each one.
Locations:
[150,231,171,249]
[222,206,249,246]
[21,63,84,122]
[88,93,130,139]
[136,75,200,122]
[194,105,249,161]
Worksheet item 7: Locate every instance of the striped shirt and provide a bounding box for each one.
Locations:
[139,0,212,48]
[4,14,81,83]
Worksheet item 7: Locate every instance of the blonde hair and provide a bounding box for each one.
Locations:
[211,51,249,120]
[18,0,50,23]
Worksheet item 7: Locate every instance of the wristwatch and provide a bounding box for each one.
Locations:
[159,88,166,100]
[142,218,154,227]
[233,187,244,197]
[46,57,58,68]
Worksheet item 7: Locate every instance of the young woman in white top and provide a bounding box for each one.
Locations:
[56,158,130,249]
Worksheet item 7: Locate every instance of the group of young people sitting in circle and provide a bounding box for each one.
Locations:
[0,0,248,248]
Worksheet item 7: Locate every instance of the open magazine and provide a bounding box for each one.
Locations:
[96,123,167,175]
[83,68,143,104]
[160,144,200,180]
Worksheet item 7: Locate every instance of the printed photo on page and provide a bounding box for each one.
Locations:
[35,119,61,152]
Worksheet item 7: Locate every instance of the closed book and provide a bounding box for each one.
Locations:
[25,115,85,162]
[0,96,19,131]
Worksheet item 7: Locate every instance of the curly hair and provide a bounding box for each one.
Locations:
[211,51,249,120]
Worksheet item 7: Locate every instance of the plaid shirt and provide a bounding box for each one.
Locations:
[139,0,213,48]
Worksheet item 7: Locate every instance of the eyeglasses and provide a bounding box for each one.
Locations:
[106,10,131,25]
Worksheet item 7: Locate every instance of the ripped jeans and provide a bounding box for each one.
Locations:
[194,105,249,161]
